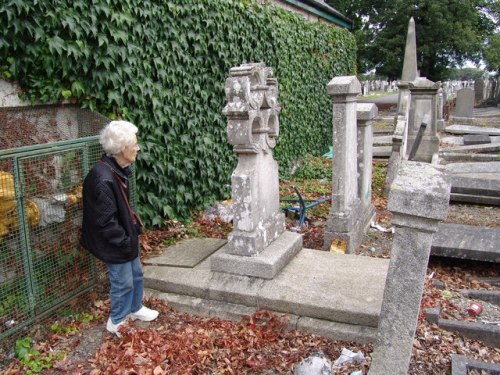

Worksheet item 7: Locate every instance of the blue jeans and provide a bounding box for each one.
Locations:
[106,256,144,324]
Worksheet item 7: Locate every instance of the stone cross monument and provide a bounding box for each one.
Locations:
[211,62,302,279]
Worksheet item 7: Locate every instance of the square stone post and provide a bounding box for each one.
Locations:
[406,77,441,162]
[211,62,302,279]
[356,103,377,214]
[369,161,450,375]
[323,76,372,254]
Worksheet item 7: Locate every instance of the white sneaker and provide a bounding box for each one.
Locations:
[106,317,127,337]
[130,306,159,322]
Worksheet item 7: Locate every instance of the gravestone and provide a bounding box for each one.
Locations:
[323,76,373,254]
[369,161,450,375]
[453,87,475,125]
[211,62,302,279]
[406,77,441,162]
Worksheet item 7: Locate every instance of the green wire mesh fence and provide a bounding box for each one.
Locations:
[0,104,120,343]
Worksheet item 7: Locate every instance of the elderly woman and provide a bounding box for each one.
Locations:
[81,120,158,336]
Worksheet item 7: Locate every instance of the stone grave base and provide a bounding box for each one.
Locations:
[323,203,375,254]
[211,231,302,279]
[143,238,389,344]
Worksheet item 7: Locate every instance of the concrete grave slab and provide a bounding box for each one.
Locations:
[439,319,500,348]
[258,250,389,327]
[448,173,500,198]
[373,146,392,158]
[451,354,500,375]
[450,193,500,206]
[431,223,500,263]
[445,161,500,174]
[442,143,500,153]
[445,124,500,136]
[460,290,500,304]
[143,243,390,343]
[440,152,500,162]
[211,231,302,279]
[145,238,226,268]
[463,134,491,145]
[373,135,393,146]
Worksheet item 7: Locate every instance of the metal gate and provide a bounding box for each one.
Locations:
[0,105,111,340]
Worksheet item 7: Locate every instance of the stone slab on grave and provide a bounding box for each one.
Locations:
[431,223,500,263]
[443,143,500,153]
[449,193,500,206]
[146,238,227,267]
[463,134,491,145]
[210,230,302,280]
[451,354,500,375]
[445,161,500,174]
[439,319,500,348]
[449,173,500,198]
[445,124,500,136]
[440,152,500,162]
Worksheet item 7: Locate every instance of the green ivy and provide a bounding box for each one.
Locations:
[0,0,356,226]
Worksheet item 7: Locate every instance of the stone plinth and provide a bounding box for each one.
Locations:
[369,161,450,375]
[406,77,441,162]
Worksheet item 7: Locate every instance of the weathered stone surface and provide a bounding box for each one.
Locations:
[144,242,390,343]
[406,78,441,162]
[463,134,491,145]
[445,161,500,174]
[388,162,450,222]
[258,250,388,327]
[401,17,417,82]
[439,319,500,348]
[454,88,475,118]
[451,354,500,375]
[324,76,374,253]
[445,124,500,136]
[432,223,500,263]
[222,62,285,258]
[145,238,226,267]
[460,289,500,304]
[369,161,450,375]
[210,230,302,279]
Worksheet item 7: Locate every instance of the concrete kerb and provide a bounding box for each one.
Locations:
[425,307,500,348]
[451,354,500,375]
[143,243,390,344]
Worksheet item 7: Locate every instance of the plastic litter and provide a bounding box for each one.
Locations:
[322,146,333,158]
[333,348,365,366]
[203,199,233,223]
[370,221,394,233]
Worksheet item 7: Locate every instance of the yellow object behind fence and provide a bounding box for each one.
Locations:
[0,171,41,237]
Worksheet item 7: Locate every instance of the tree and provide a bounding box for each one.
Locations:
[484,33,500,73]
[327,0,498,81]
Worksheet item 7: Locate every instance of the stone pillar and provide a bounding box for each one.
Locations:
[436,87,445,132]
[356,103,377,213]
[323,76,373,254]
[211,62,302,279]
[406,77,441,162]
[369,161,450,375]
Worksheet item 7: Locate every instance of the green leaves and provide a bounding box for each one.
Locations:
[1,0,355,226]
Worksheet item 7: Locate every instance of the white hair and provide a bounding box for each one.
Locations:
[100,121,138,156]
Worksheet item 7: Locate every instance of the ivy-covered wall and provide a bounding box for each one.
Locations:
[0,0,356,225]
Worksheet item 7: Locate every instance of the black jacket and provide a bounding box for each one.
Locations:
[80,154,142,263]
